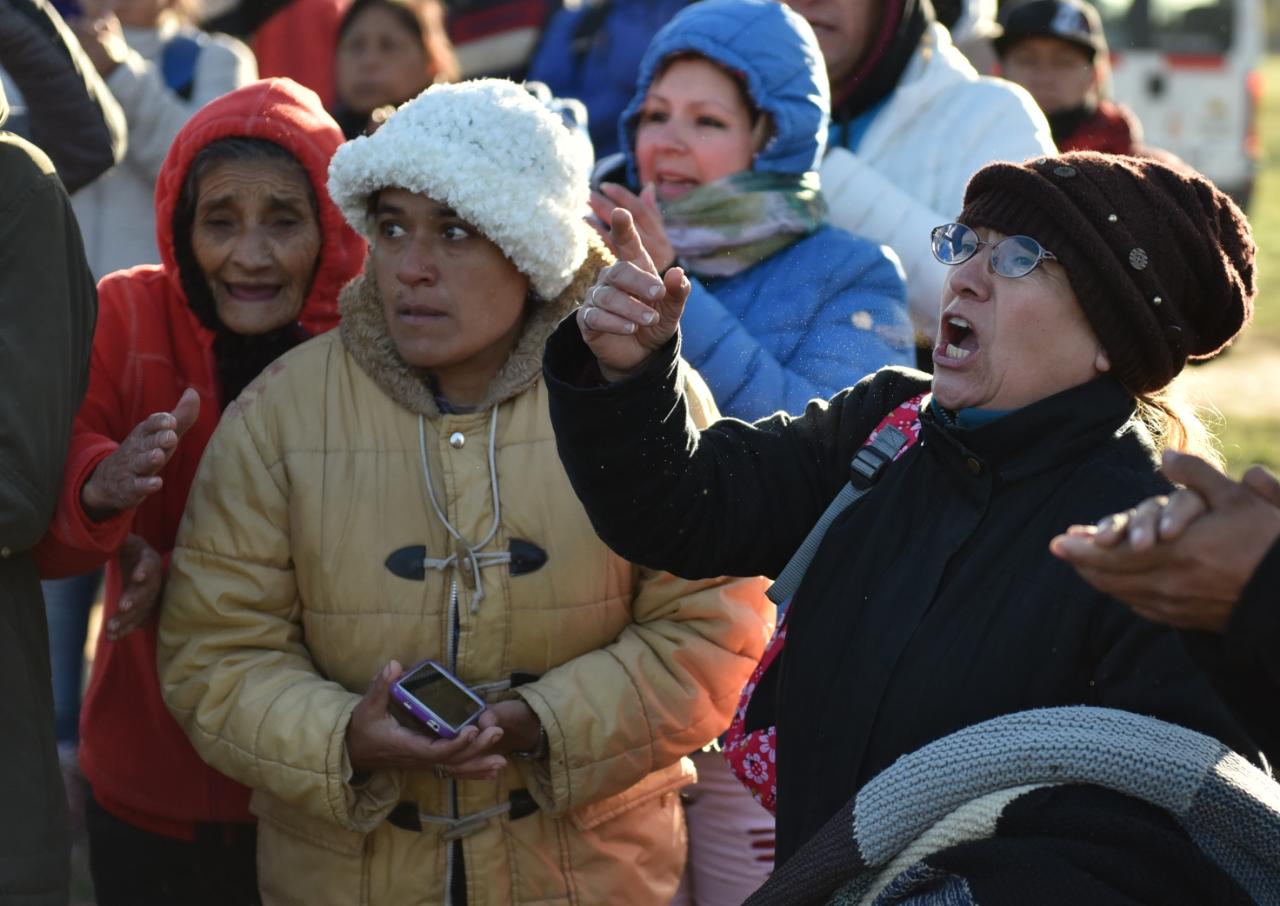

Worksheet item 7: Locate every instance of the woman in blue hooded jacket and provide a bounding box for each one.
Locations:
[591,0,912,423]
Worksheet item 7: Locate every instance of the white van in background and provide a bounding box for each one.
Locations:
[1093,0,1264,206]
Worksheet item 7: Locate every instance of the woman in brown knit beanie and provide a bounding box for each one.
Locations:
[948,150,1254,465]
[542,153,1271,903]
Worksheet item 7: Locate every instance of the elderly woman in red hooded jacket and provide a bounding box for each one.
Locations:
[34,78,364,905]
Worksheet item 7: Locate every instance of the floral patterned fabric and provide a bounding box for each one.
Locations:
[722,393,927,812]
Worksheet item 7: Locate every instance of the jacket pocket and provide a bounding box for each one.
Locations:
[567,758,695,832]
[251,790,369,906]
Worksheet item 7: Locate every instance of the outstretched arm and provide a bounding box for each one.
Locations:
[545,210,927,582]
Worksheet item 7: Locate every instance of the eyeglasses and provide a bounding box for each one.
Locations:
[931,223,1058,279]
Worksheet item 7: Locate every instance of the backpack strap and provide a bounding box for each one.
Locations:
[766,393,926,606]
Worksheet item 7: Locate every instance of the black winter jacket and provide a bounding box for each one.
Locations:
[0,124,96,906]
[1225,539,1280,683]
[543,322,1270,872]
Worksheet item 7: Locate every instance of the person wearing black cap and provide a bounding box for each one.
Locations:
[542,151,1274,900]
[996,0,1150,156]
[783,0,1053,352]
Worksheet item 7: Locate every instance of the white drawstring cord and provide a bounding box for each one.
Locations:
[418,408,511,612]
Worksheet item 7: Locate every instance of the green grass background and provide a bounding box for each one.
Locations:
[1191,56,1280,475]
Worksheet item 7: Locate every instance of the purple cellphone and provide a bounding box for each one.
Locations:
[390,659,487,739]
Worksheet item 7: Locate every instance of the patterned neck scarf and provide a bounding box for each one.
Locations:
[662,170,827,279]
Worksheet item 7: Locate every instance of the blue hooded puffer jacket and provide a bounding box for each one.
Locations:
[618,0,912,420]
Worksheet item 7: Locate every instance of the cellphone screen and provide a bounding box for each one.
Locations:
[400,666,482,728]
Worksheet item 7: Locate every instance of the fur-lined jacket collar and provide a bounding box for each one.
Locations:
[338,234,613,417]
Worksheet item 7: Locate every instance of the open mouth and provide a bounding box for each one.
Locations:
[655,175,699,200]
[226,283,282,302]
[935,314,980,364]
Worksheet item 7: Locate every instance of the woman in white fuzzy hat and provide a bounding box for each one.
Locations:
[155,77,772,905]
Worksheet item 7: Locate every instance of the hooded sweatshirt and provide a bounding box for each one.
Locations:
[34,78,365,839]
[617,0,911,420]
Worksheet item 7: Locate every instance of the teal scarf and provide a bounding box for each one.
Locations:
[661,170,827,278]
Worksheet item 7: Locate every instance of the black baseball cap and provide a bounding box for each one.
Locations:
[994,0,1107,60]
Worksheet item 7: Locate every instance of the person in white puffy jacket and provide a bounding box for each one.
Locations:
[70,0,255,278]
[785,0,1055,350]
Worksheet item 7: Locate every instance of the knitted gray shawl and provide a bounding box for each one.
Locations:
[745,707,1280,906]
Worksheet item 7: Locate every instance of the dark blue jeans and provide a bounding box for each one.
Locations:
[41,570,101,745]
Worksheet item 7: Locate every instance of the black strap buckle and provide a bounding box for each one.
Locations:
[849,425,908,490]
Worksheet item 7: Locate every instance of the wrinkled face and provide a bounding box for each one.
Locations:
[635,57,757,202]
[371,188,529,403]
[1000,37,1096,114]
[932,227,1110,410]
[335,4,431,115]
[190,159,321,336]
[783,0,880,86]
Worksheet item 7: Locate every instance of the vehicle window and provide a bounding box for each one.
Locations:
[1095,0,1233,54]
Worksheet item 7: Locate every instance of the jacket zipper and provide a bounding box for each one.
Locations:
[448,576,459,671]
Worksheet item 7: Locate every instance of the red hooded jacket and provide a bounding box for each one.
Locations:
[35,79,365,838]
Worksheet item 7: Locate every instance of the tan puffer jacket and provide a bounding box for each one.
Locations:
[158,239,774,906]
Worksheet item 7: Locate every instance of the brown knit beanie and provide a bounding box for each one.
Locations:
[959,151,1256,395]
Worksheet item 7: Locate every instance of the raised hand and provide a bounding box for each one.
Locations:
[107,534,165,641]
[577,208,691,381]
[590,182,675,272]
[346,661,507,780]
[70,13,128,77]
[80,388,201,522]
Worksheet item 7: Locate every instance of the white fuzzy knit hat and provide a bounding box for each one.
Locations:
[327,79,593,300]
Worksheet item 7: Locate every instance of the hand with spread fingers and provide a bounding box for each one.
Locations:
[80,387,201,522]
[578,208,691,381]
[589,182,675,273]
[345,661,508,779]
[107,534,165,641]
[1051,450,1280,632]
